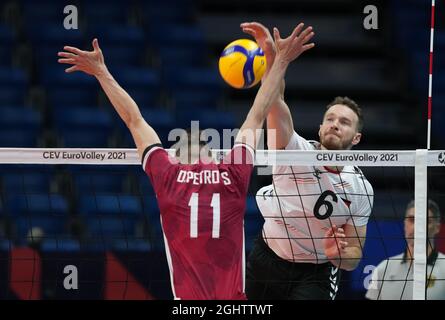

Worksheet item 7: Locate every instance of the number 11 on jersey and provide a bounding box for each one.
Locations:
[188,193,221,239]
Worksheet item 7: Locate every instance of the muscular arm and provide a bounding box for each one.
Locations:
[58,39,160,160]
[235,57,288,149]
[95,70,160,159]
[266,79,294,149]
[241,22,313,150]
[236,24,314,150]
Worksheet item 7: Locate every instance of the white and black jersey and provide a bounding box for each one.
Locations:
[366,251,445,300]
[256,131,374,264]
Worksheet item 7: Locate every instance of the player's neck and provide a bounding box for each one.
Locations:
[194,155,214,165]
[406,243,435,260]
[179,155,213,165]
[319,143,343,172]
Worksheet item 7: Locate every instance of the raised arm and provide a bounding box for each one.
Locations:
[58,38,160,160]
[241,22,314,149]
[235,24,315,149]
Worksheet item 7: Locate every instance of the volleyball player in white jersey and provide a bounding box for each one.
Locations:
[241,22,374,300]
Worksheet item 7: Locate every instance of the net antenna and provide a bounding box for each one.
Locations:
[427,0,435,150]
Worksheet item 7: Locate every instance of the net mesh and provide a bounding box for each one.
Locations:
[0,148,443,300]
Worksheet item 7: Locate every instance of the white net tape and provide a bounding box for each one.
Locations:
[0,148,444,167]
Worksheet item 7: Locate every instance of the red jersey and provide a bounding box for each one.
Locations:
[142,143,254,300]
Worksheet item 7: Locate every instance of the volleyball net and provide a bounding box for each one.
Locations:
[0,148,444,300]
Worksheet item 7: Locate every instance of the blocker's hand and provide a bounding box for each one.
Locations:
[272,23,315,65]
[58,38,107,77]
[241,22,276,76]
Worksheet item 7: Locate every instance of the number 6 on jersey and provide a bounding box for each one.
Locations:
[188,193,221,238]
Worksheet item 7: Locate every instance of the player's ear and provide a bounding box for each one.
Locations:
[318,124,322,137]
[351,132,361,146]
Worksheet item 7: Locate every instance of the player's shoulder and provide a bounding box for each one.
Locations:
[295,132,318,150]
[307,140,319,150]
[436,252,445,266]
[142,143,164,159]
[222,143,255,166]
[375,253,404,270]
[351,166,366,178]
[284,131,318,151]
[387,252,405,261]
[434,256,445,280]
[350,166,373,190]
[430,252,445,278]
[142,143,165,166]
[438,252,445,259]
[232,142,255,156]
[142,143,179,170]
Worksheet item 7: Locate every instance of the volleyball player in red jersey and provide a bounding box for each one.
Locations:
[58,24,314,299]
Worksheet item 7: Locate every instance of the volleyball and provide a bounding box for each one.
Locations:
[218,39,267,89]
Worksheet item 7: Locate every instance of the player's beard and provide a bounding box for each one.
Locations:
[320,133,353,150]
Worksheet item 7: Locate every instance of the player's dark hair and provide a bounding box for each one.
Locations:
[406,199,442,222]
[326,96,363,132]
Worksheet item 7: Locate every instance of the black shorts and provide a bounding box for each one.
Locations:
[246,236,341,300]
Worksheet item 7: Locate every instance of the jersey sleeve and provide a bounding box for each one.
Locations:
[347,179,374,227]
[223,143,255,195]
[141,144,177,191]
[272,131,315,175]
[284,131,315,151]
[365,261,385,300]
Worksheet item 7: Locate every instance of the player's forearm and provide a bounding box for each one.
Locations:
[95,68,143,127]
[266,99,293,149]
[248,59,289,124]
[328,247,362,271]
[263,76,293,149]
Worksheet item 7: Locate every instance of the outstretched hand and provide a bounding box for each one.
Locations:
[241,22,276,76]
[272,23,315,65]
[58,38,106,76]
[241,22,314,71]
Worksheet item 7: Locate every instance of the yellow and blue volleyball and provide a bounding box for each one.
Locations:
[218,39,267,89]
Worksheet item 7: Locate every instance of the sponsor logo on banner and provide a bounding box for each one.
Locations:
[439,152,445,165]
